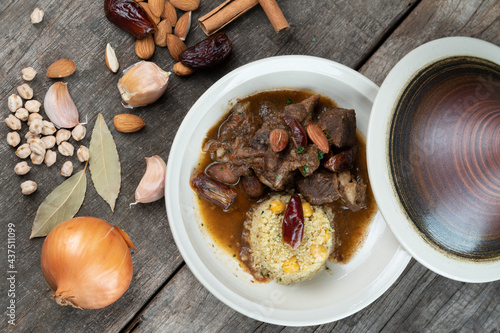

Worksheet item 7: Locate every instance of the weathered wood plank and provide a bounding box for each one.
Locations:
[123,0,500,332]
[360,0,500,85]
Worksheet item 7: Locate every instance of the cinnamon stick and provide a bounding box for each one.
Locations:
[258,0,289,33]
[199,0,259,36]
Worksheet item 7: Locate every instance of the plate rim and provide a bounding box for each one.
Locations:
[166,55,411,325]
[367,36,500,283]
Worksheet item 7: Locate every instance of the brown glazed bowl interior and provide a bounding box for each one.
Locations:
[390,56,500,260]
[367,37,500,282]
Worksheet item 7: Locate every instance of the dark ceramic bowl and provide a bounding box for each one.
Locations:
[368,37,500,282]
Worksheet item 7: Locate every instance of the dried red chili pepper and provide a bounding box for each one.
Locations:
[283,115,307,150]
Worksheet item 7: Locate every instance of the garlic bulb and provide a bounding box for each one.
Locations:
[44,82,80,129]
[41,217,136,309]
[134,155,167,203]
[117,62,170,107]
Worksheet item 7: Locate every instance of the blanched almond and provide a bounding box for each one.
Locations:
[46,59,76,78]
[105,43,120,73]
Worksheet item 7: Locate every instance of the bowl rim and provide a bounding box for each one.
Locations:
[166,55,411,325]
[367,36,500,283]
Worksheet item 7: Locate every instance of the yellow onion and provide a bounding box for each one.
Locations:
[117,61,170,107]
[41,217,136,309]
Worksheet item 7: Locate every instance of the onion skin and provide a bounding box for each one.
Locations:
[41,217,135,309]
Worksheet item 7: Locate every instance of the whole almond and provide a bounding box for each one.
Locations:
[135,35,155,59]
[170,0,199,11]
[113,114,146,133]
[269,129,289,152]
[173,62,195,76]
[149,0,165,17]
[166,34,187,61]
[139,2,160,25]
[154,20,172,47]
[307,124,329,153]
[161,1,177,27]
[174,11,191,41]
[105,43,120,73]
[46,59,76,78]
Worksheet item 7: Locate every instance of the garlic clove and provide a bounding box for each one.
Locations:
[117,61,170,107]
[44,82,80,129]
[134,155,167,204]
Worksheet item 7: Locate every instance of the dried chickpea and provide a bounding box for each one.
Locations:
[17,83,33,100]
[21,67,37,81]
[14,161,31,175]
[7,132,21,147]
[21,180,37,195]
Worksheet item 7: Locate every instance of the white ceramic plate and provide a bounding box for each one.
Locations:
[367,37,500,283]
[166,55,411,326]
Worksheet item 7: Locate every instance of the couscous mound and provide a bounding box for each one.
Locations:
[244,194,333,285]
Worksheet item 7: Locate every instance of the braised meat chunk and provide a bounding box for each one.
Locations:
[199,93,367,210]
[317,107,357,148]
[296,169,340,205]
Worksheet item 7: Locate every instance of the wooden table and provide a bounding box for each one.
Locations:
[1,0,499,331]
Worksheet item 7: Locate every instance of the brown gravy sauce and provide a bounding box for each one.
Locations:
[192,90,377,276]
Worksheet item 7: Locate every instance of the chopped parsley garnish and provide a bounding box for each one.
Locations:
[296,146,305,153]
[223,139,228,142]
[228,244,232,248]
[233,254,236,258]
[226,148,231,153]
[318,151,324,160]
[286,99,293,105]
[324,129,330,138]
[302,165,309,174]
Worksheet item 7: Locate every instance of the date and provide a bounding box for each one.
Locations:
[282,194,304,250]
[104,0,154,39]
[283,115,307,150]
[191,173,237,210]
[324,146,358,172]
[179,33,232,69]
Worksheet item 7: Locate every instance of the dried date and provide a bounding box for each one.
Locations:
[324,146,358,172]
[192,173,237,210]
[282,194,304,250]
[104,0,154,39]
[179,33,232,69]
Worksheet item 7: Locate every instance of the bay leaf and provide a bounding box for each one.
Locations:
[89,113,121,211]
[30,169,87,238]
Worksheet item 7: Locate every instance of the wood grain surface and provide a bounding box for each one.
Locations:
[0,0,499,332]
